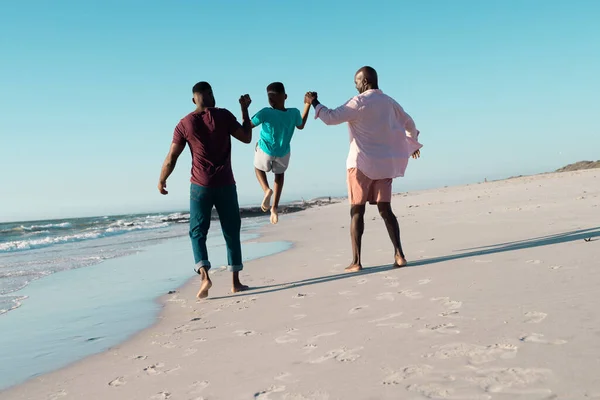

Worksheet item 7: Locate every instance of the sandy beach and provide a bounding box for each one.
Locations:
[2,169,599,400]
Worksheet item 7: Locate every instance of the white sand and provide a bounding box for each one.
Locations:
[2,170,599,400]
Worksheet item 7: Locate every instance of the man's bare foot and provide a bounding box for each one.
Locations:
[196,270,213,299]
[231,284,250,294]
[261,189,273,212]
[345,263,363,273]
[270,209,279,224]
[393,254,408,268]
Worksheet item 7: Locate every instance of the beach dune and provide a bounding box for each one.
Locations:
[2,170,599,400]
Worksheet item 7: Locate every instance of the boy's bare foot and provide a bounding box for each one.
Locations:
[196,268,213,299]
[261,189,273,212]
[345,263,363,273]
[393,254,408,268]
[231,284,250,293]
[270,209,279,224]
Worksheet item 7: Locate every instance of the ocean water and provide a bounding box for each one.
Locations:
[0,213,291,390]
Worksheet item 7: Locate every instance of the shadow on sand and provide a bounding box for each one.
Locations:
[209,226,600,301]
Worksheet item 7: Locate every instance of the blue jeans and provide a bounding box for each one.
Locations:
[189,184,243,272]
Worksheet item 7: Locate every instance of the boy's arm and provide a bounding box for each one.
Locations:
[231,95,253,144]
[296,103,310,130]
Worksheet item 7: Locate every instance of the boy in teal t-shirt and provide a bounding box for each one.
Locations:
[251,82,310,224]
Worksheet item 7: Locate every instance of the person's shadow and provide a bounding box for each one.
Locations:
[209,226,600,300]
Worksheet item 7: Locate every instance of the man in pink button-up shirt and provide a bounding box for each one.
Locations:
[306,66,422,272]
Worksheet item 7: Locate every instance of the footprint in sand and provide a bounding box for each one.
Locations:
[48,390,67,399]
[108,377,126,387]
[293,314,307,320]
[149,392,171,400]
[549,265,562,270]
[276,335,298,344]
[399,290,423,299]
[165,366,181,375]
[184,348,198,356]
[420,323,461,335]
[405,383,456,399]
[130,355,148,360]
[382,365,433,385]
[144,363,165,375]
[377,322,413,329]
[194,337,207,343]
[439,310,461,318]
[189,380,210,393]
[520,333,567,345]
[376,292,395,301]
[349,305,369,314]
[424,343,518,364]
[338,290,358,296]
[303,344,318,353]
[473,259,493,264]
[385,280,401,288]
[524,312,548,324]
[431,297,463,310]
[370,312,404,323]
[418,278,432,285]
[275,372,299,383]
[356,278,369,285]
[309,347,363,364]
[466,367,553,396]
[254,385,286,399]
[526,259,542,265]
[307,331,340,344]
[235,330,257,337]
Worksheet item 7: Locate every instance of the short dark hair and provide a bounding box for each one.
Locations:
[267,82,285,94]
[192,81,212,93]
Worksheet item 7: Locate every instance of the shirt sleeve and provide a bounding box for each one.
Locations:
[314,97,360,125]
[224,109,243,135]
[394,103,420,140]
[172,121,187,145]
[251,108,265,127]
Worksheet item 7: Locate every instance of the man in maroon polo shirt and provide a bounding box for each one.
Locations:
[158,81,252,299]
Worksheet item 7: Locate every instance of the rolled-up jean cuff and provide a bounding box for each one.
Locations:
[227,264,243,272]
[194,261,211,274]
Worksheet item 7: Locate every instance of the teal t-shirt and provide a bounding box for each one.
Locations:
[251,107,302,157]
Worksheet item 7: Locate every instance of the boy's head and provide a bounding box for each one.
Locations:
[192,81,215,108]
[266,82,287,109]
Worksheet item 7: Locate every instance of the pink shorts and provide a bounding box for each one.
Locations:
[347,168,393,205]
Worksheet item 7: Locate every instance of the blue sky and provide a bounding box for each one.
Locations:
[1,0,599,222]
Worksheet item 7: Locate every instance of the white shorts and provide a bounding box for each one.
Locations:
[254,144,290,174]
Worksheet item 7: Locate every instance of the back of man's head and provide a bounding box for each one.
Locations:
[267,82,286,94]
[193,81,212,93]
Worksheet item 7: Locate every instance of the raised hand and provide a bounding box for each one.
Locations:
[304,91,317,104]
[411,149,421,159]
[239,94,252,109]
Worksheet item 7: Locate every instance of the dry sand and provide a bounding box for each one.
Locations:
[2,170,599,400]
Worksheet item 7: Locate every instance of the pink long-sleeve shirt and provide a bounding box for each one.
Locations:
[314,89,422,180]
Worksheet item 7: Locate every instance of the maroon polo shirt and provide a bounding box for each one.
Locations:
[172,108,242,187]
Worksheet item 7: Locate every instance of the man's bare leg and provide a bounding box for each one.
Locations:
[377,202,407,267]
[196,267,213,299]
[270,173,284,224]
[232,271,249,293]
[345,205,366,272]
[255,168,273,212]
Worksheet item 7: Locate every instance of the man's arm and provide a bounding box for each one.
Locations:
[231,94,253,143]
[394,103,422,159]
[158,142,186,195]
[305,92,358,126]
[296,103,311,130]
